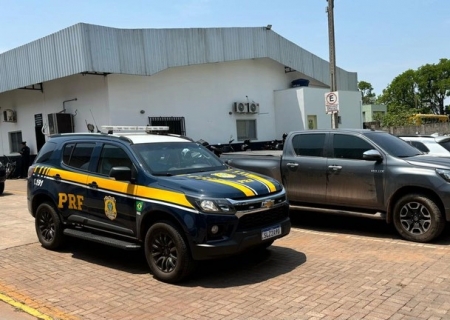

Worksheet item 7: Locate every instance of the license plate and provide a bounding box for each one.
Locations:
[261,225,282,240]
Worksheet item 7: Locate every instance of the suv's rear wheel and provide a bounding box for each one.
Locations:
[35,202,65,250]
[0,182,4,195]
[144,222,196,283]
[393,194,445,243]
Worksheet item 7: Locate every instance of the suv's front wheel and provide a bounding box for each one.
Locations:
[393,194,445,243]
[35,202,65,250]
[144,222,197,283]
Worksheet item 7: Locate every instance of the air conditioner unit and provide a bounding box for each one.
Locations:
[48,113,74,134]
[248,102,259,114]
[234,102,247,113]
[3,109,17,122]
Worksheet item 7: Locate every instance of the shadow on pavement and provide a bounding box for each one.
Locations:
[185,246,306,288]
[289,209,450,245]
[61,237,305,285]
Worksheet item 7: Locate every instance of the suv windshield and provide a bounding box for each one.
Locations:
[132,141,226,175]
[364,132,422,158]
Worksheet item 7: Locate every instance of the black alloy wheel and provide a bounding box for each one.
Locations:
[145,222,196,283]
[393,194,445,243]
[35,202,65,250]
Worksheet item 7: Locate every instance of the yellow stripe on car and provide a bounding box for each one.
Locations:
[230,169,277,192]
[205,178,256,196]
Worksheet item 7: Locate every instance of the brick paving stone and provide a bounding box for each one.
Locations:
[2,179,450,319]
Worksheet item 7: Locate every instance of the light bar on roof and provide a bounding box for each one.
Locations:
[101,125,170,133]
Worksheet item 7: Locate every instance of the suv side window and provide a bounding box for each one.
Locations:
[97,144,133,176]
[62,143,96,169]
[292,134,326,157]
[333,134,373,160]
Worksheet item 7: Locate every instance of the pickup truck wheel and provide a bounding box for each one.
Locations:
[145,222,196,283]
[0,182,4,195]
[393,194,445,243]
[35,202,65,250]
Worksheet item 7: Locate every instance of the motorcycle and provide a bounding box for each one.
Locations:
[3,155,17,179]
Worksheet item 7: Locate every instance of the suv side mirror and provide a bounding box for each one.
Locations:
[363,149,383,161]
[110,166,132,181]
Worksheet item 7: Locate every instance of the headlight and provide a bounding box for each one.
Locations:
[187,196,236,214]
[436,169,450,182]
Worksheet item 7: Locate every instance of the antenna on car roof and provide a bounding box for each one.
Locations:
[90,109,101,133]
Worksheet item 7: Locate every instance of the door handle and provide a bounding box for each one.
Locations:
[328,165,342,171]
[54,174,61,181]
[287,162,299,167]
[88,181,98,189]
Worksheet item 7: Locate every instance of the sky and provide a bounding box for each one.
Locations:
[0,0,448,96]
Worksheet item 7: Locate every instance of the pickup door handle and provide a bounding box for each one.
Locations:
[328,165,342,171]
[88,181,98,189]
[287,162,298,167]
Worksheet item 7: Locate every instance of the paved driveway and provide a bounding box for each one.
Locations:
[1,179,450,320]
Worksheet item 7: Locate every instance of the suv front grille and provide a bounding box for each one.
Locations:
[236,206,288,231]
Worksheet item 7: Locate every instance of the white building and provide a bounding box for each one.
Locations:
[0,23,360,157]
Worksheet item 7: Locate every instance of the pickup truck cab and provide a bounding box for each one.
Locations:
[222,129,450,243]
[27,126,290,283]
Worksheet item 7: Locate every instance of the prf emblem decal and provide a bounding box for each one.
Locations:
[211,173,236,178]
[104,196,117,220]
[262,199,275,209]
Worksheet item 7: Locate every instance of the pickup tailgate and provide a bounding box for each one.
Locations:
[221,150,283,183]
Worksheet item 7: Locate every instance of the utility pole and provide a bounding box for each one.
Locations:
[327,0,338,128]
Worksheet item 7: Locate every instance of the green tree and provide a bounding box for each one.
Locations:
[374,104,415,127]
[378,69,419,110]
[358,81,376,104]
[416,58,450,115]
[379,59,450,115]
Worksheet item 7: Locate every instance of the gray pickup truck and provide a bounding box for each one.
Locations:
[222,129,450,243]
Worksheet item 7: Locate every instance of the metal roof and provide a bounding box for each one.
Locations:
[0,23,358,94]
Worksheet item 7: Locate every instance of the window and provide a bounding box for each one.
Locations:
[62,143,96,169]
[408,141,429,153]
[333,134,373,160]
[8,131,22,153]
[34,142,57,163]
[149,117,186,136]
[292,134,326,157]
[97,144,133,175]
[236,120,256,140]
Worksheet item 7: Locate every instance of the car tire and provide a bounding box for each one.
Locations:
[0,182,4,195]
[393,194,445,243]
[35,202,65,250]
[144,222,197,283]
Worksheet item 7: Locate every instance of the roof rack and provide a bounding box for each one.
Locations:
[101,125,169,134]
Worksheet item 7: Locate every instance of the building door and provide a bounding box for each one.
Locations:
[34,114,46,152]
[307,115,317,130]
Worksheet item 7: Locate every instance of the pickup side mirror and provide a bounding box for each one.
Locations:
[110,166,132,181]
[362,149,383,161]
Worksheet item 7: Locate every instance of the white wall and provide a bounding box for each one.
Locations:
[0,74,108,156]
[274,87,363,136]
[106,58,303,144]
[0,57,361,156]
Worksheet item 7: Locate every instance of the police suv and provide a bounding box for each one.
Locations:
[27,126,290,283]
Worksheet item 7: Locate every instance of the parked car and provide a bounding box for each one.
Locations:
[0,161,5,195]
[27,126,290,283]
[221,129,450,243]
[398,135,450,157]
